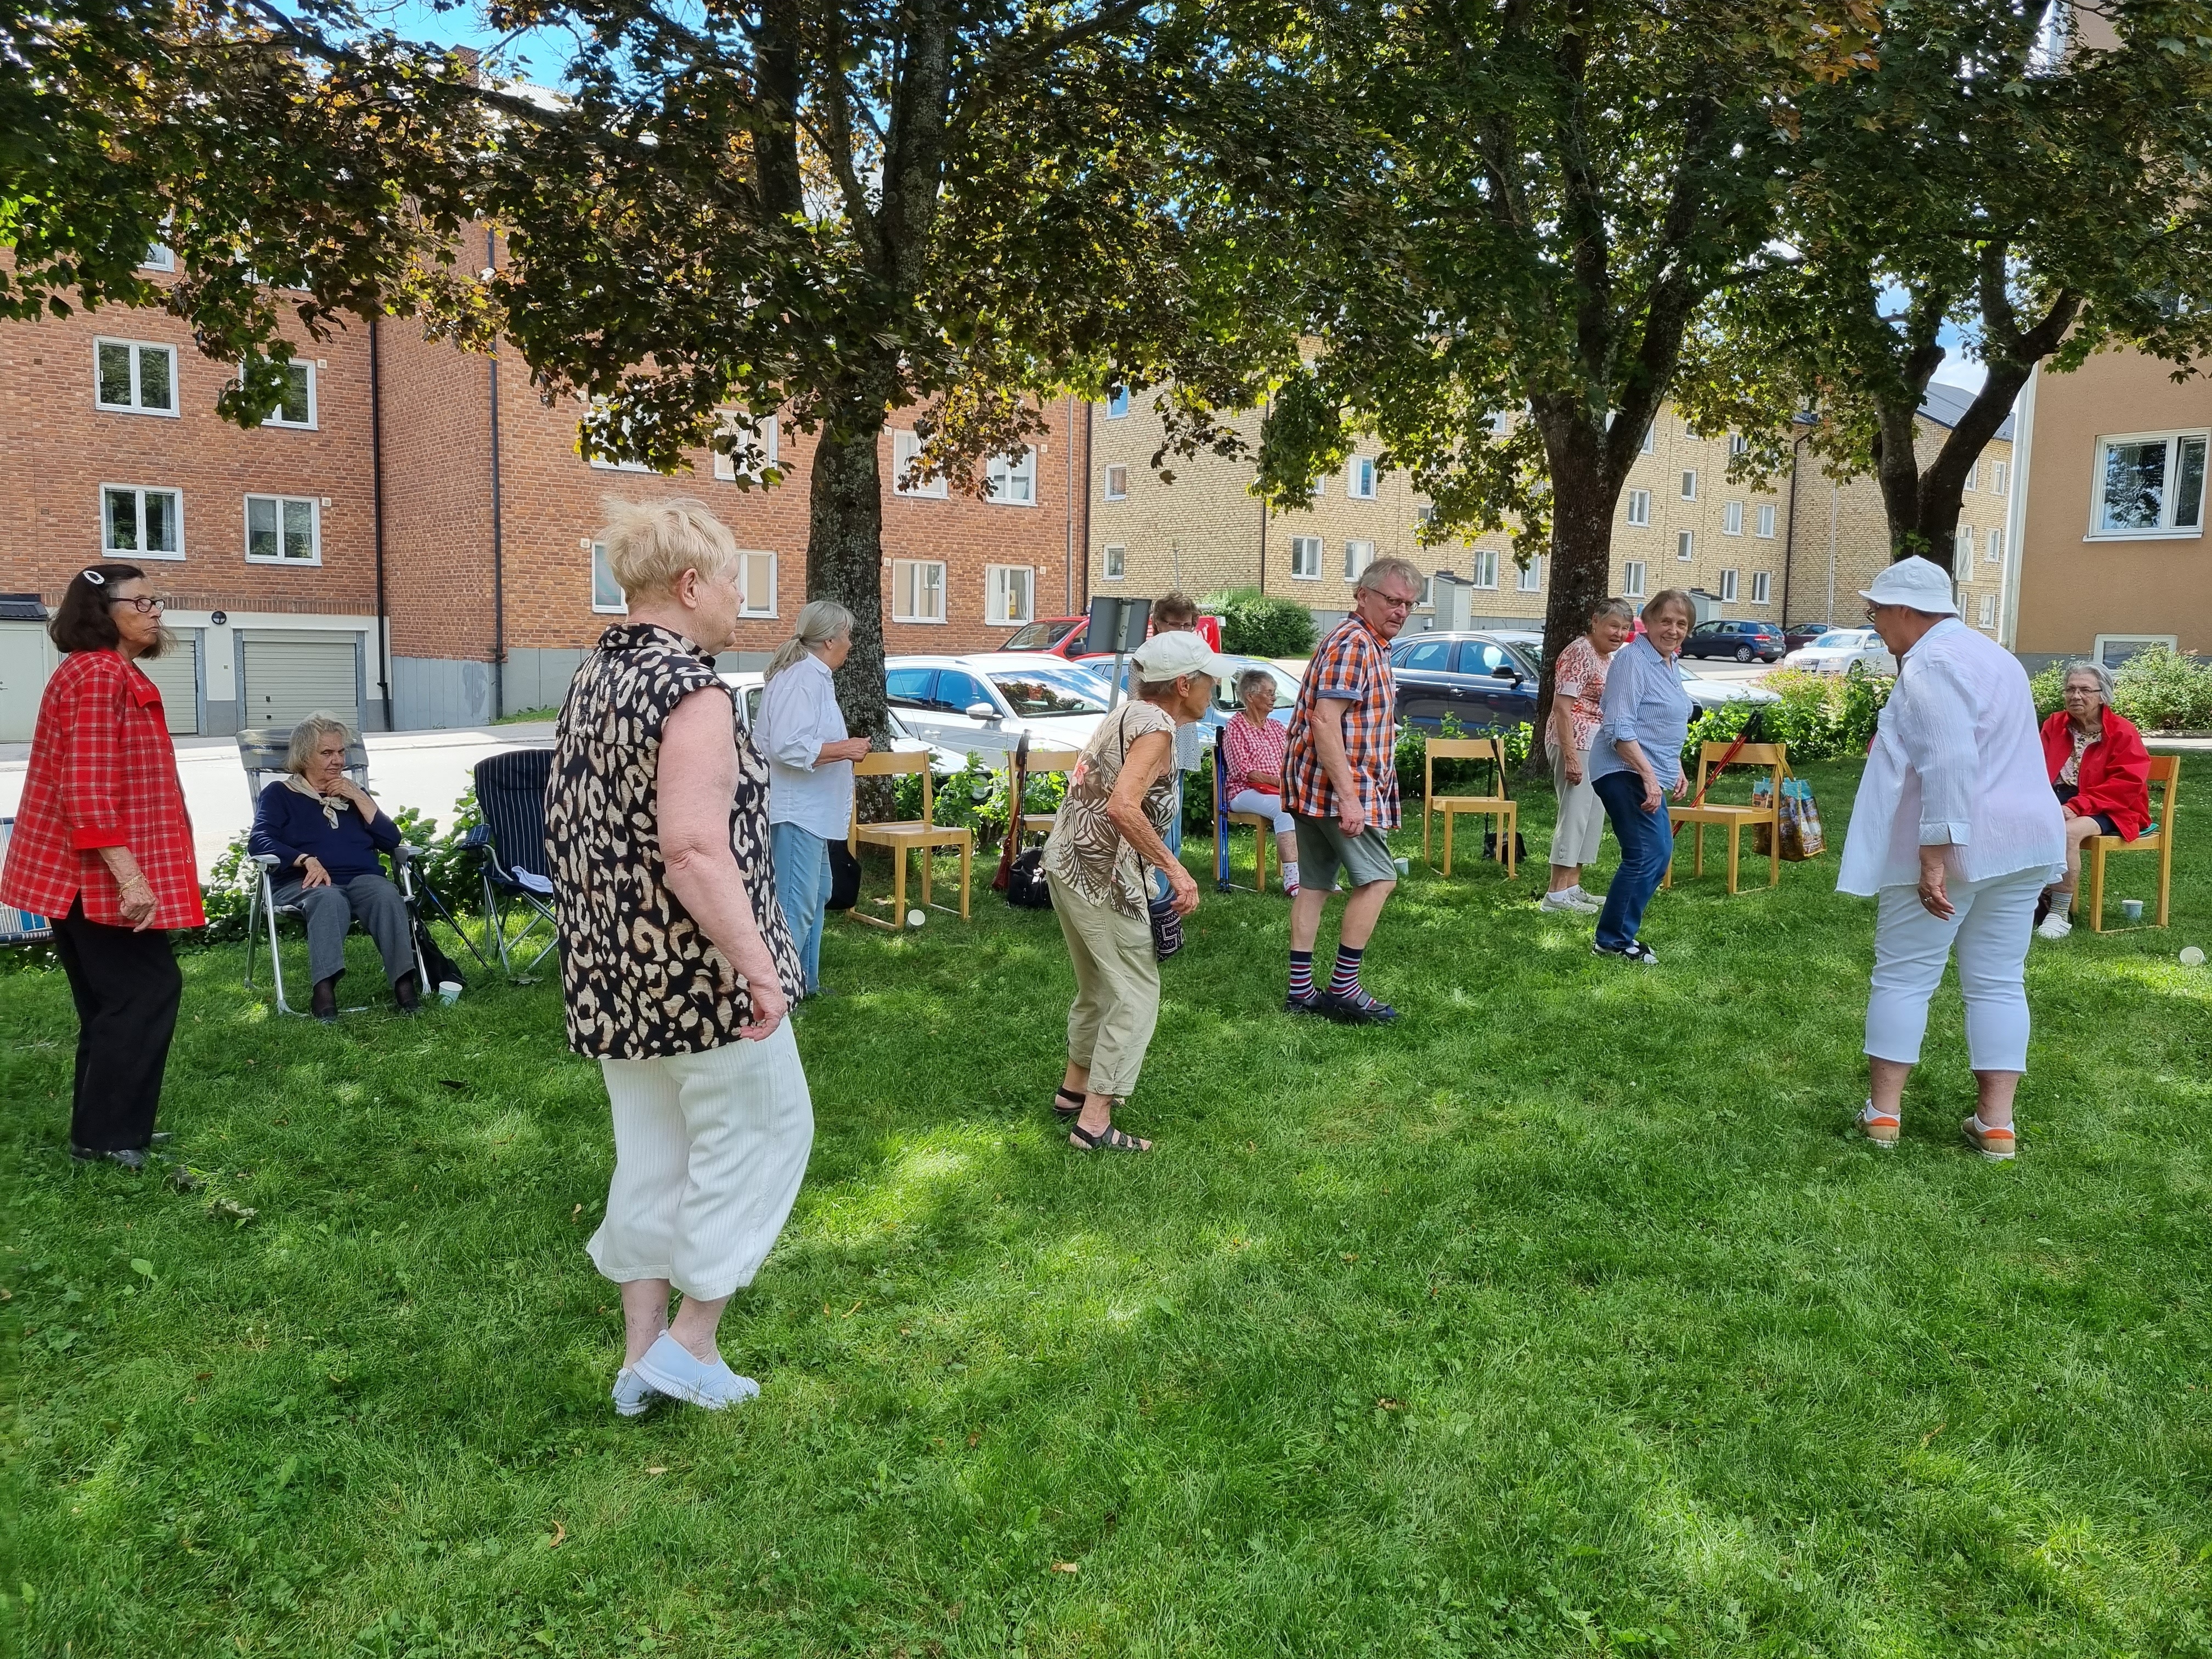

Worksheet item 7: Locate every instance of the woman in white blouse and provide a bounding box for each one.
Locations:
[757,601,871,997]
[1839,558,2063,1161]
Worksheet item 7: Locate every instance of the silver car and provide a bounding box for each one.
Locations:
[884,653,1116,760]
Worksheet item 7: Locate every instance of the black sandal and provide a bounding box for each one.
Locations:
[1052,1087,1086,1119]
[1069,1121,1151,1153]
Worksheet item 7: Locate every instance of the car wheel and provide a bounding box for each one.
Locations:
[1735,645,1752,662]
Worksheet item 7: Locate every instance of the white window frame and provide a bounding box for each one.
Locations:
[1993,460,2010,496]
[1729,432,1748,456]
[1723,501,1744,536]
[712,411,779,482]
[1623,560,1647,599]
[2092,632,2177,666]
[1640,422,1656,455]
[1750,571,1771,605]
[2089,428,2208,539]
[891,558,947,623]
[1346,457,1378,500]
[590,539,628,614]
[1517,556,1542,592]
[142,241,176,272]
[1978,593,1997,627]
[737,549,777,618]
[1343,538,1374,580]
[1102,543,1126,581]
[985,564,1036,625]
[1106,387,1131,419]
[1103,464,1128,501]
[985,450,1039,507]
[1955,526,1975,566]
[583,399,661,473]
[242,493,321,565]
[1963,461,1979,492]
[1677,529,1694,562]
[1986,527,2005,563]
[94,338,179,417]
[1626,489,1651,527]
[1680,470,1698,501]
[1756,503,1777,539]
[1471,548,1499,589]
[892,430,948,499]
[1289,535,1323,580]
[101,484,184,560]
[1718,568,1738,601]
[248,359,318,430]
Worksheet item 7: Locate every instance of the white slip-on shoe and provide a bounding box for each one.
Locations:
[631,1331,761,1409]
[2036,913,2073,940]
[1539,890,1599,914]
[612,1365,664,1418]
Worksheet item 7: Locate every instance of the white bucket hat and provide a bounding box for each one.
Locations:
[1131,629,1232,684]
[1857,555,1959,617]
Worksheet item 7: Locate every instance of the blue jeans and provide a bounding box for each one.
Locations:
[1592,771,1674,951]
[768,822,831,994]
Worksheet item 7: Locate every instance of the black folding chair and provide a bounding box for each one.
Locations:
[237,729,428,1016]
[464,748,558,977]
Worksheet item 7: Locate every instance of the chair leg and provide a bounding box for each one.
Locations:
[1769,817,1780,887]
[957,840,971,921]
[1423,803,1433,869]
[921,847,935,913]
[263,879,297,1017]
[1725,821,1741,895]
[1694,822,1706,877]
[892,847,909,929]
[1442,810,1454,877]
[2158,838,2173,927]
[2087,843,2106,933]
[243,876,263,990]
[1255,824,1268,894]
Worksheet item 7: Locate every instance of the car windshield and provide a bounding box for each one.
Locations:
[1213,662,1300,710]
[1003,620,1074,651]
[991,665,1110,717]
[1819,630,1870,649]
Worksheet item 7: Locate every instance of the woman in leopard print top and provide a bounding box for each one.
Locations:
[546,496,814,1417]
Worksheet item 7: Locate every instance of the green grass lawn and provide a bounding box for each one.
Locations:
[6,757,2211,1657]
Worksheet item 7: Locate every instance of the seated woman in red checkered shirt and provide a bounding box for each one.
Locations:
[1220,667,1299,894]
[0,566,205,1171]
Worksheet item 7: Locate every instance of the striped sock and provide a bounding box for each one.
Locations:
[1329,945,1366,1000]
[1288,950,1314,1000]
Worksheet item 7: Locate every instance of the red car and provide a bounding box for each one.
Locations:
[1001,616,1091,657]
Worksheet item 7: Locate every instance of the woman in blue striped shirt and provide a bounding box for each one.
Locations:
[1585,591,1695,963]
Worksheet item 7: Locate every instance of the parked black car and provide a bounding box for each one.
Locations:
[1784,620,1840,652]
[1387,631,1542,732]
[1681,619,1785,663]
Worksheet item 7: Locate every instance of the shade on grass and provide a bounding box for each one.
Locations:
[4,757,2209,1656]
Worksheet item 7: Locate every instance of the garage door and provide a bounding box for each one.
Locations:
[137,628,202,735]
[0,621,50,743]
[238,630,363,733]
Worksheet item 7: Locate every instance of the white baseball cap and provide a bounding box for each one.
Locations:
[1131,629,1232,683]
[1857,555,1959,616]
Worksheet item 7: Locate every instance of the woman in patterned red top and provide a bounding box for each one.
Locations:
[1542,597,1635,915]
[1,567,205,1170]
[1220,667,1299,894]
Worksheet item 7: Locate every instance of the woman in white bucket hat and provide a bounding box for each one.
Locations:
[1838,556,2064,1161]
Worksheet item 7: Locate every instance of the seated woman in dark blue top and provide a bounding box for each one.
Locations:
[249,712,418,1020]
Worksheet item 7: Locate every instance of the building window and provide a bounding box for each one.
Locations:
[244,494,319,564]
[1729,432,1748,456]
[1677,530,1694,562]
[737,549,777,618]
[2093,431,2207,535]
[1103,463,1128,501]
[1724,501,1744,535]
[1718,568,1738,601]
[1343,538,1374,580]
[1106,387,1131,419]
[1290,535,1322,580]
[1623,560,1646,599]
[1993,461,2010,496]
[590,540,627,613]
[1756,503,1776,538]
[142,241,176,272]
[1963,461,1979,492]
[1626,489,1651,527]
[95,338,178,416]
[1517,556,1542,592]
[1472,548,1499,588]
[1416,504,1436,529]
[892,558,946,622]
[1346,457,1378,499]
[257,360,316,428]
[1955,526,1974,565]
[1987,527,2005,563]
[102,485,183,560]
[1750,571,1771,605]
[2092,633,2177,666]
[1978,592,1997,628]
[1102,543,1126,580]
[985,565,1035,625]
[1640,421,1655,455]
[713,411,778,482]
[1680,470,1698,501]
[893,430,948,499]
[986,450,1038,506]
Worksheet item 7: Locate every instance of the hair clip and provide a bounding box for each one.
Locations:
[81,568,106,586]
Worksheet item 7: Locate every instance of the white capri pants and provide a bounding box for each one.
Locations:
[1227,788,1295,834]
[1865,866,2043,1073]
[588,1022,814,1301]
[1549,743,1606,868]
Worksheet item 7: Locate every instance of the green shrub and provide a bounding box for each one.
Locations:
[1690,669,1891,766]
[2029,661,2068,720]
[2113,646,2212,732]
[1394,715,1534,801]
[1209,588,1317,658]
[892,753,1070,848]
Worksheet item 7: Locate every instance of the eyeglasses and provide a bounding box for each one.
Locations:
[109,595,168,614]
[1862,603,1886,623]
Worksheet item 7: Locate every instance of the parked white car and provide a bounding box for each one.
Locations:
[884,653,1116,760]
[721,670,965,774]
[1485,629,1780,719]
[1785,627,1897,676]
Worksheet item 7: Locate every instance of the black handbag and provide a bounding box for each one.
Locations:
[1006,846,1054,909]
[826,839,861,911]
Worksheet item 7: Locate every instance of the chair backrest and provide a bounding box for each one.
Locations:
[851,747,933,837]
[1424,735,1504,802]
[237,726,369,812]
[2144,753,2181,838]
[472,748,555,881]
[1695,740,1787,805]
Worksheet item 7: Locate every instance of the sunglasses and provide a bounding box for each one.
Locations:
[108,595,170,615]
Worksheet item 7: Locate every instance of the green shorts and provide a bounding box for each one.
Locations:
[1292,814,1399,891]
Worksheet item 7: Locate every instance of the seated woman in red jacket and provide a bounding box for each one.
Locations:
[2035,661,2151,939]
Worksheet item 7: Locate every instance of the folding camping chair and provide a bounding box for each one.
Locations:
[237,728,429,1016]
[464,747,559,977]
[0,818,53,946]
[1212,725,1276,893]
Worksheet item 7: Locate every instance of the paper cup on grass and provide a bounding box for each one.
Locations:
[907,909,927,928]
[2122,899,2144,921]
[2182,946,2206,968]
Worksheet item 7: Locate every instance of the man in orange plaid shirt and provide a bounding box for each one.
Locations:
[1280,556,1422,1023]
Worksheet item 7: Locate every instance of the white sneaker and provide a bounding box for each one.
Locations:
[630,1331,762,1410]
[2036,913,2073,940]
[612,1365,664,1418]
[1541,889,1603,914]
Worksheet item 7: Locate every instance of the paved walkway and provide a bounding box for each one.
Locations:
[0,723,557,882]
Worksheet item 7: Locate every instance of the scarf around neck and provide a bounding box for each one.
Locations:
[283,770,352,828]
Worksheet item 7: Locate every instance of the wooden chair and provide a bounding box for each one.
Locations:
[1423,736,1517,878]
[847,751,973,931]
[2084,754,2180,932]
[1008,746,1082,845]
[1211,725,1276,893]
[1662,741,1787,895]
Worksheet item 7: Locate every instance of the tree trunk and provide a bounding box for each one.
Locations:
[808,400,895,812]
[1526,420,1620,776]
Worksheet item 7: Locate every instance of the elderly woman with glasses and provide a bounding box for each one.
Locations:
[2033,660,2152,939]
[1220,666,1299,894]
[0,566,204,1170]
[248,712,420,1020]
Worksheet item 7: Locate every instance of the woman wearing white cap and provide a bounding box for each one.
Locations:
[1040,630,1226,1152]
[1841,555,2064,1161]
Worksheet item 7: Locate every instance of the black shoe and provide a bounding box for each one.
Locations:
[1285,991,1325,1017]
[393,971,421,1014]
[70,1144,147,1171]
[1321,990,1400,1025]
[310,975,340,1023]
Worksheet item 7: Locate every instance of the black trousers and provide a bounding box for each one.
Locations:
[51,899,183,1153]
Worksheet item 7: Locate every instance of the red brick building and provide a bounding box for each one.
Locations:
[1,257,1085,736]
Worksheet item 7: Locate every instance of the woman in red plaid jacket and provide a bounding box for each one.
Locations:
[1,567,204,1170]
